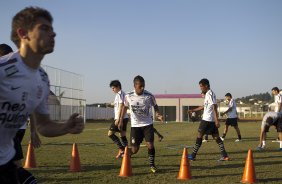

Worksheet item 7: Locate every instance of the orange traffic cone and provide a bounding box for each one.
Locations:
[119,147,132,177]
[177,148,192,180]
[69,143,82,172]
[241,149,256,183]
[24,142,37,169]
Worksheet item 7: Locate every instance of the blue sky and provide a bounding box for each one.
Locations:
[1,0,281,103]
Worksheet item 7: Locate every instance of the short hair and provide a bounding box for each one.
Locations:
[272,87,279,93]
[133,75,145,86]
[199,78,210,88]
[11,7,53,48]
[109,80,121,89]
[225,93,232,98]
[0,44,13,56]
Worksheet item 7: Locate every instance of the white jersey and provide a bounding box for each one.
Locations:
[274,94,282,113]
[261,112,281,128]
[202,89,217,122]
[227,98,237,118]
[114,90,128,120]
[0,51,49,165]
[124,90,157,127]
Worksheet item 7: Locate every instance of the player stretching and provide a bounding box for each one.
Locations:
[188,78,230,161]
[220,93,242,142]
[120,75,163,173]
[108,80,129,159]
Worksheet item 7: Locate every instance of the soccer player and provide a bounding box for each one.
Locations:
[220,93,242,142]
[120,75,163,173]
[272,87,281,114]
[0,7,84,183]
[188,78,230,161]
[108,80,129,159]
[257,112,281,150]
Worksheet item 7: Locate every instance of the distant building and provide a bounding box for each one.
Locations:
[155,94,203,122]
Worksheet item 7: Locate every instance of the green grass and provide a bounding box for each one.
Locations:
[21,121,282,184]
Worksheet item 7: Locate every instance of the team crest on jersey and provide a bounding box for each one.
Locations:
[37,86,43,99]
[4,65,19,77]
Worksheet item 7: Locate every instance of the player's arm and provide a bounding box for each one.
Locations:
[221,107,232,116]
[188,106,204,113]
[258,126,266,147]
[116,102,124,125]
[213,104,220,128]
[154,104,163,122]
[30,113,41,148]
[34,113,84,137]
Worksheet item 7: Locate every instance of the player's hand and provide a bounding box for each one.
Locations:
[118,122,123,131]
[31,131,41,148]
[215,122,220,128]
[66,113,84,134]
[114,119,119,126]
[156,113,164,122]
[187,110,192,114]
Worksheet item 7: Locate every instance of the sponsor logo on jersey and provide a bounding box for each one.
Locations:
[0,101,28,126]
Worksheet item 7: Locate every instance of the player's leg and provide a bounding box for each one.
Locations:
[257,127,267,150]
[130,127,142,155]
[119,118,129,147]
[17,167,37,184]
[276,118,282,150]
[189,120,206,160]
[211,123,229,161]
[108,122,125,158]
[0,160,19,184]
[144,125,157,172]
[153,128,164,142]
[234,125,242,142]
[221,121,229,141]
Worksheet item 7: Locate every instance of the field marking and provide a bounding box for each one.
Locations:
[165,144,193,150]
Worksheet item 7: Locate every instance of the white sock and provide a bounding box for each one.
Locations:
[262,141,266,146]
[280,141,282,148]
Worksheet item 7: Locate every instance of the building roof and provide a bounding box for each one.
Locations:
[154,94,202,99]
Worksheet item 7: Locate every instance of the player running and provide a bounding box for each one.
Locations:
[120,75,163,173]
[220,93,242,142]
[108,80,129,159]
[188,78,230,161]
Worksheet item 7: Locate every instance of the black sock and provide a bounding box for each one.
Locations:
[238,134,241,140]
[192,138,202,158]
[17,167,37,184]
[216,138,228,157]
[222,133,226,138]
[109,134,124,151]
[148,148,155,167]
[120,136,128,147]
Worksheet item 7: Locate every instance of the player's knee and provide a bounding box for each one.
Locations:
[108,131,114,137]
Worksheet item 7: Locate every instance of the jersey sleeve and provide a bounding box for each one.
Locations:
[208,92,217,105]
[229,99,234,109]
[118,93,125,104]
[151,95,157,107]
[124,95,129,107]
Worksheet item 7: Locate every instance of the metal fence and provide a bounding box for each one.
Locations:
[42,65,86,121]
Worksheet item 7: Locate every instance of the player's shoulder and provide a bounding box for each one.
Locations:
[0,51,20,68]
[206,89,215,97]
[38,66,49,83]
[144,90,153,97]
[126,90,135,96]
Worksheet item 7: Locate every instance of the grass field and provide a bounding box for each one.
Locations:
[21,121,282,184]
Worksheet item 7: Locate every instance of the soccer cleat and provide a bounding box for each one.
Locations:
[150,165,158,173]
[218,156,231,161]
[202,139,208,143]
[220,137,224,141]
[188,154,196,161]
[115,150,124,159]
[235,139,242,142]
[158,135,164,142]
[256,146,264,151]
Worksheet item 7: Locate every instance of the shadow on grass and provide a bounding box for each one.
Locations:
[258,177,282,182]
[42,142,107,146]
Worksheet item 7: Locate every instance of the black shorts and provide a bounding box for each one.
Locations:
[12,129,26,161]
[226,118,238,127]
[198,120,219,135]
[0,160,19,184]
[130,124,154,146]
[276,117,282,133]
[109,118,129,132]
